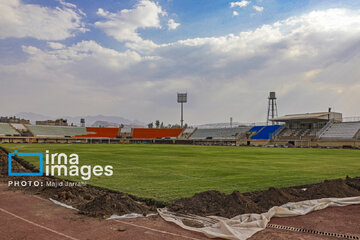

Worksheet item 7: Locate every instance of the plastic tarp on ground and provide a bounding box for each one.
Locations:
[158,196,360,240]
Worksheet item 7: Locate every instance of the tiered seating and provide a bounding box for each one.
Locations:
[27,125,88,137]
[132,128,183,139]
[0,123,20,136]
[321,122,360,139]
[252,125,282,140]
[178,128,196,139]
[189,127,250,140]
[10,123,27,131]
[75,127,119,138]
[278,128,319,138]
[248,126,264,132]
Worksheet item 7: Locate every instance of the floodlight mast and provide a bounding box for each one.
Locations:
[177,93,187,128]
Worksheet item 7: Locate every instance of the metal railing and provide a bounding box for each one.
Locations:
[342,116,360,122]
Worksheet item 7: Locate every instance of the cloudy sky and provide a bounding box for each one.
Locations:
[1,0,360,125]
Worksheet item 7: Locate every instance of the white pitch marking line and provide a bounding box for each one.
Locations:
[32,194,50,202]
[0,207,80,240]
[114,219,204,240]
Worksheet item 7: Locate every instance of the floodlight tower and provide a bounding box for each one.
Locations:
[177,93,187,128]
[267,92,278,125]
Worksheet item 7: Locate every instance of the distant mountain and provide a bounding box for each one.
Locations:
[91,121,145,128]
[91,121,120,128]
[15,112,50,123]
[15,112,145,127]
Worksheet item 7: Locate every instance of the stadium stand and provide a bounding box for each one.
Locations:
[178,128,196,139]
[132,128,183,139]
[119,126,132,138]
[252,125,282,140]
[248,126,264,132]
[320,122,360,139]
[277,128,319,137]
[10,124,27,131]
[10,123,33,137]
[189,127,250,140]
[75,127,119,138]
[0,123,20,136]
[27,125,88,137]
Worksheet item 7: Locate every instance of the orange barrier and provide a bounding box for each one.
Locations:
[132,128,183,139]
[75,127,119,138]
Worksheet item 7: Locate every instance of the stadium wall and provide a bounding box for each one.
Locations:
[132,128,183,139]
[75,127,119,138]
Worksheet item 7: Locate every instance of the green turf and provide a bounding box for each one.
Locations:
[3,144,360,201]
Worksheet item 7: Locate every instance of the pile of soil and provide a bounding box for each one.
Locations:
[0,149,31,177]
[345,176,360,190]
[78,192,156,218]
[169,190,264,218]
[169,178,360,218]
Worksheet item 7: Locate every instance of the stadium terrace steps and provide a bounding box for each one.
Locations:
[132,128,184,139]
[178,128,196,139]
[182,128,196,134]
[189,127,250,140]
[10,123,27,131]
[251,125,282,140]
[321,122,360,139]
[278,128,319,137]
[26,125,88,137]
[0,123,20,136]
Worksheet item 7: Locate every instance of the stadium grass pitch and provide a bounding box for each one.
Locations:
[4,144,360,201]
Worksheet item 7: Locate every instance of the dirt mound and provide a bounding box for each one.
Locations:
[345,176,360,190]
[168,178,360,218]
[78,193,155,218]
[0,149,31,177]
[303,178,360,199]
[169,190,264,218]
[247,187,304,210]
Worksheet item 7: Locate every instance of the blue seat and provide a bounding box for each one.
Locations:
[252,125,282,140]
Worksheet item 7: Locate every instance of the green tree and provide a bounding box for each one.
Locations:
[148,122,153,128]
[155,120,160,128]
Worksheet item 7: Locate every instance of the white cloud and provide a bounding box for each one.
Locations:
[95,0,166,42]
[233,11,239,16]
[22,40,142,70]
[167,19,180,30]
[2,9,360,123]
[230,1,251,8]
[253,5,264,12]
[0,0,87,40]
[48,42,66,50]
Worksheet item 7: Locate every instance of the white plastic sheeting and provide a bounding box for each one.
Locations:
[107,213,158,220]
[49,198,79,211]
[158,196,360,240]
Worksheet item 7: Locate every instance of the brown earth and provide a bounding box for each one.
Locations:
[1,146,360,219]
[169,178,360,218]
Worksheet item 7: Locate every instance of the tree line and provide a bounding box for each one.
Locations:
[147,120,188,129]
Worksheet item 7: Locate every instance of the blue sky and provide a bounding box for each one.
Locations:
[1,0,360,125]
